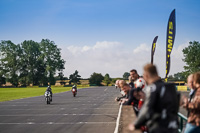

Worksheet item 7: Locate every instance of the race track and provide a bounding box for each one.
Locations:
[0,87,121,133]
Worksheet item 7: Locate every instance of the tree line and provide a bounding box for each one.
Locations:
[0,39,65,86]
[1,40,198,86]
[69,71,120,86]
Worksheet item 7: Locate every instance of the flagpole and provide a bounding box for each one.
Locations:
[151,36,158,64]
[165,9,176,82]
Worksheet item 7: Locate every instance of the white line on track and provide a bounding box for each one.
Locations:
[0,104,118,106]
[114,103,122,133]
[2,101,115,103]
[0,122,116,125]
[0,108,119,110]
[0,114,118,116]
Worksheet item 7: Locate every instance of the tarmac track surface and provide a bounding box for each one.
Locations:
[0,87,121,133]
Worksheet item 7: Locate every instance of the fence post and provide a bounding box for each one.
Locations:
[178,112,187,133]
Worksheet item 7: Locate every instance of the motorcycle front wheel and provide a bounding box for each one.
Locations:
[46,97,50,104]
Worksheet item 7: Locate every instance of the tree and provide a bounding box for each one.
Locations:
[167,75,174,80]
[89,72,104,86]
[0,41,22,87]
[40,39,65,85]
[123,72,130,80]
[182,41,200,74]
[0,75,6,86]
[112,78,122,85]
[174,72,187,81]
[20,40,41,85]
[58,71,67,85]
[0,39,66,86]
[0,61,6,86]
[69,70,81,85]
[103,73,112,86]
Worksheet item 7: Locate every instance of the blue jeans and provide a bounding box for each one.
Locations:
[184,123,200,133]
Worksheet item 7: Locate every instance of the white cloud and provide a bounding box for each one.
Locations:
[61,41,189,78]
[152,42,188,77]
[82,46,91,52]
[93,41,121,49]
[67,45,82,55]
[133,43,150,54]
[170,42,188,75]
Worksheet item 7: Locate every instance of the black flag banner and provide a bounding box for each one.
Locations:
[151,36,158,64]
[165,9,176,82]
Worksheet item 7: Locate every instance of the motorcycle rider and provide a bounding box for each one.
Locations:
[46,86,53,101]
[72,85,77,92]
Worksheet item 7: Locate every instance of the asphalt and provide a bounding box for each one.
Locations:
[0,87,121,133]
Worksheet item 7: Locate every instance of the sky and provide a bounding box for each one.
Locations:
[0,0,200,78]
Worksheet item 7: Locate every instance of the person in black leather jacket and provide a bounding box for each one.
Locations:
[129,64,179,133]
[46,86,53,101]
[46,86,52,95]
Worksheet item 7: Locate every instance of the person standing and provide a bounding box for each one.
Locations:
[187,74,195,99]
[184,74,195,117]
[129,64,178,133]
[183,72,200,133]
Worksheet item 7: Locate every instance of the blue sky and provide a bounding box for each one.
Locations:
[0,0,200,78]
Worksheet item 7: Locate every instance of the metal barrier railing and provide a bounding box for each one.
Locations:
[178,112,187,133]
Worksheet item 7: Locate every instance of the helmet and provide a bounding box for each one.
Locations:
[135,78,146,89]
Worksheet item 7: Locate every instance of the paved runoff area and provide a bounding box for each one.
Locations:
[0,87,121,133]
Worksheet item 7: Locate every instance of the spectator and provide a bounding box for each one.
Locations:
[115,80,120,89]
[129,64,178,133]
[187,74,195,99]
[120,81,140,115]
[183,72,200,133]
[115,80,127,102]
[128,69,146,101]
[129,69,139,88]
[183,74,195,117]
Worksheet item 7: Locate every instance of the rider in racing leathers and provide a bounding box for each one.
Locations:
[72,85,77,92]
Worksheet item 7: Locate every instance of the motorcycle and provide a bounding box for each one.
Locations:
[44,91,52,104]
[72,88,77,97]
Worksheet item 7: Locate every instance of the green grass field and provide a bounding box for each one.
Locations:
[0,86,86,102]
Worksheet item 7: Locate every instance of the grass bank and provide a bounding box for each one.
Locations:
[0,86,87,102]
